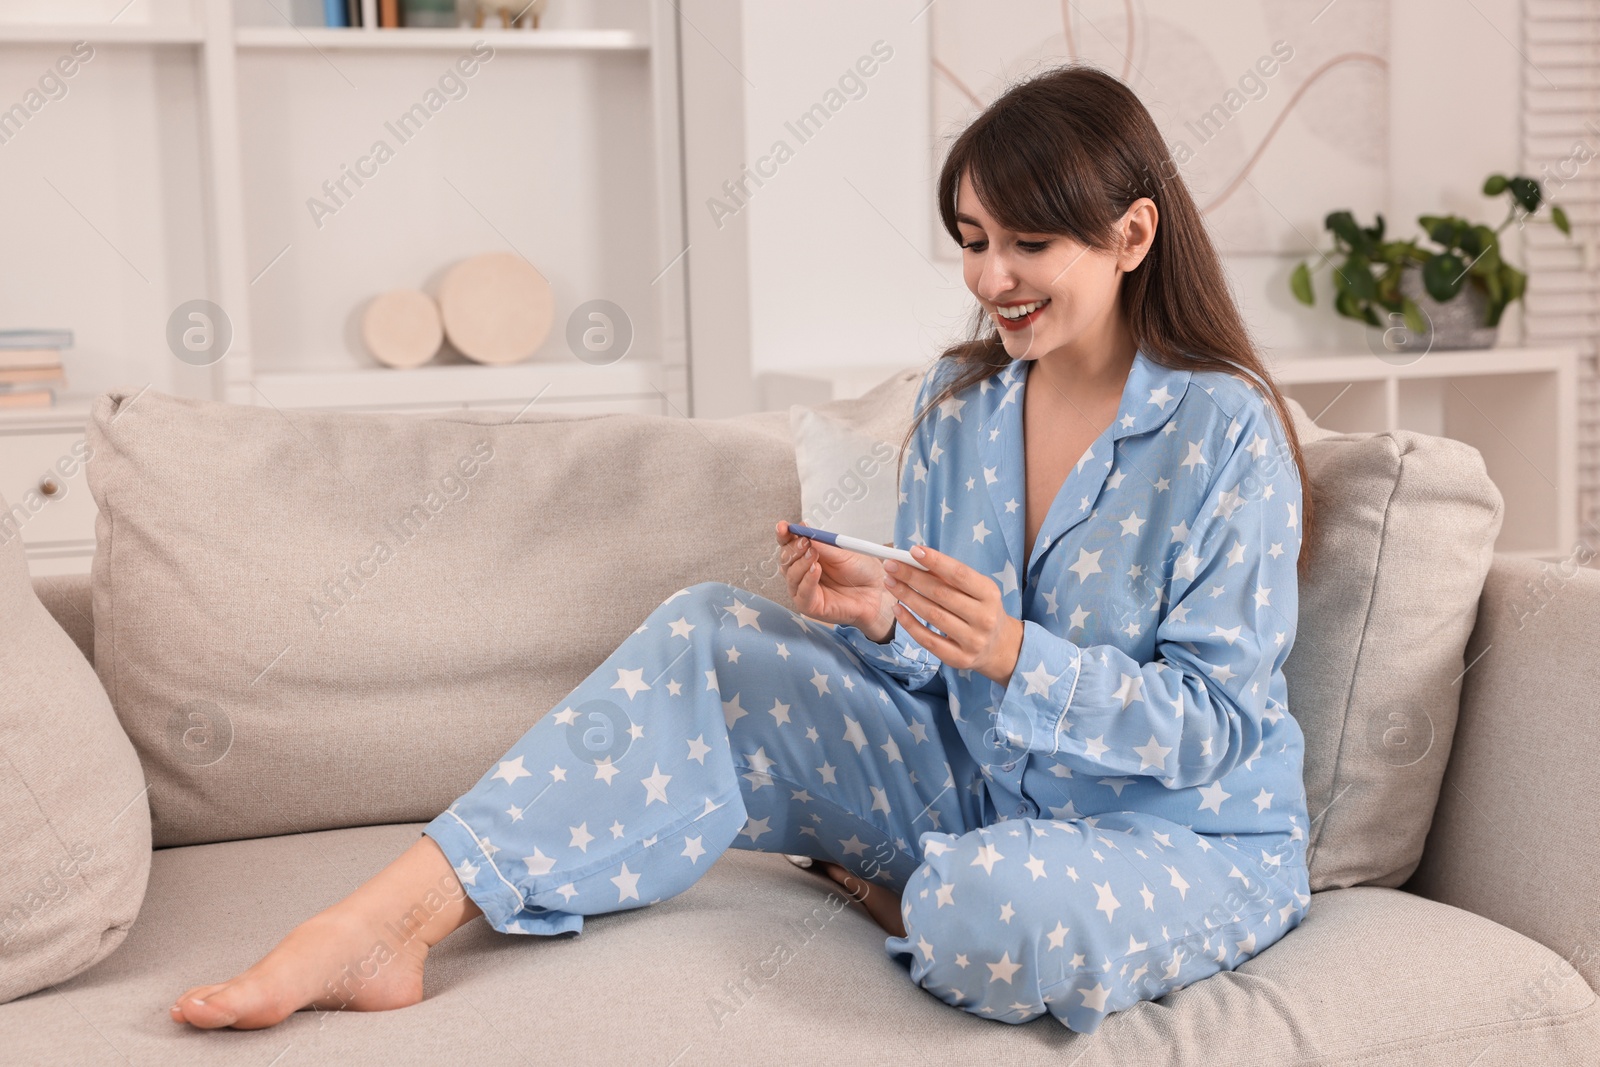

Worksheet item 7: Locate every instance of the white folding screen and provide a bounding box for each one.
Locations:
[1523,0,1600,535]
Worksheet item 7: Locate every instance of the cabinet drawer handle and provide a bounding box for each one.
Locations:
[38,476,60,498]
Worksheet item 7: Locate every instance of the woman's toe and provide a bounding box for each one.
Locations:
[170,983,233,1027]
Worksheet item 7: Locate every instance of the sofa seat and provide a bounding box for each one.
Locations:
[5,823,1596,1066]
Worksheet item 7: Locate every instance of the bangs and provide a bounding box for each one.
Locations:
[939,91,1112,249]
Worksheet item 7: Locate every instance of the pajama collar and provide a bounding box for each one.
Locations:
[973,348,1194,601]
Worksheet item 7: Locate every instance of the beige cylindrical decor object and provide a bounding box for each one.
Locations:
[361,289,444,369]
[437,252,555,365]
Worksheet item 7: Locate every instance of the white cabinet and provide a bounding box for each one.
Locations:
[0,408,97,576]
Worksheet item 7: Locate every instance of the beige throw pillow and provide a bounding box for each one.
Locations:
[1280,399,1504,890]
[85,391,801,847]
[788,369,921,544]
[0,492,151,1004]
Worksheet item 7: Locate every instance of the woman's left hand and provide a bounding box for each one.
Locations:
[883,545,1024,687]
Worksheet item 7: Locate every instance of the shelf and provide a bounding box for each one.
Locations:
[247,359,667,411]
[0,402,95,426]
[0,23,204,44]
[1265,346,1571,383]
[234,27,647,51]
[1266,345,1578,559]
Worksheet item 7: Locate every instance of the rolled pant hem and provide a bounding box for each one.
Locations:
[425,782,750,937]
[421,811,551,935]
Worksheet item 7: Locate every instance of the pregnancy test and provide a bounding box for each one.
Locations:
[785,522,930,572]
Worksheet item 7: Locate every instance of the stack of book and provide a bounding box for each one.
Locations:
[319,1,436,28]
[0,329,72,410]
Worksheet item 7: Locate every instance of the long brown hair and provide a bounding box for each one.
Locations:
[902,63,1315,578]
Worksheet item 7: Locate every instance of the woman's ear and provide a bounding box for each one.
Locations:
[1117,197,1159,271]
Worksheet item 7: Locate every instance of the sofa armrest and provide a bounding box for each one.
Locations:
[1405,551,1600,992]
[31,570,94,666]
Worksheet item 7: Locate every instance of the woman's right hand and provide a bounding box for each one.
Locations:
[775,521,896,641]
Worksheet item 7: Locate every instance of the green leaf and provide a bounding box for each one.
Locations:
[1422,253,1467,301]
[1326,210,1364,251]
[1508,176,1542,214]
[1467,225,1501,274]
[1333,290,1364,321]
[1552,205,1571,236]
[1483,174,1508,196]
[1401,297,1427,335]
[1290,261,1314,305]
[1483,268,1503,304]
[1502,263,1527,303]
[1421,215,1463,248]
[1333,253,1377,301]
[1377,264,1402,303]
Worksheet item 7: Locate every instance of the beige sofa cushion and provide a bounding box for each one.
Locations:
[0,492,151,1005]
[2,822,1594,1063]
[1281,401,1503,891]
[83,382,914,847]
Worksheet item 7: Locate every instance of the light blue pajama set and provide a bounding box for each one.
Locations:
[422,348,1312,1035]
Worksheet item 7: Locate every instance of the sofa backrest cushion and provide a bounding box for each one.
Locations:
[0,492,151,1004]
[1280,400,1503,890]
[83,388,819,847]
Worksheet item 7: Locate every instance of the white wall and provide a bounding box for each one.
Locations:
[730,0,1525,387]
[736,0,966,381]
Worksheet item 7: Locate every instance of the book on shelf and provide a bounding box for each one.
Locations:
[324,0,347,27]
[0,329,71,350]
[0,367,68,388]
[0,349,64,372]
[0,390,56,410]
[381,0,398,28]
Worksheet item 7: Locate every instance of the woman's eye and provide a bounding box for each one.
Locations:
[962,238,988,252]
[1017,240,1051,252]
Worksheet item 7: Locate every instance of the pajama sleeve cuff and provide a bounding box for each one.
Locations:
[833,618,943,690]
[994,619,1083,758]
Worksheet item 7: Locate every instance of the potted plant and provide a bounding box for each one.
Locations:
[1289,173,1572,351]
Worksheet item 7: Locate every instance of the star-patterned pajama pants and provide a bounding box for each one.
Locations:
[421,582,1308,1035]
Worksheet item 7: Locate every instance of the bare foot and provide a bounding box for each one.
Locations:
[816,860,907,938]
[170,835,482,1030]
[168,905,429,1029]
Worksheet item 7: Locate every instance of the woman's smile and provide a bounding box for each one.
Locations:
[993,297,1051,331]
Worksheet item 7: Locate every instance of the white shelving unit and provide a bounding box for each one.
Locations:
[0,0,690,416]
[0,0,691,575]
[233,26,645,50]
[1267,346,1579,559]
[0,23,205,43]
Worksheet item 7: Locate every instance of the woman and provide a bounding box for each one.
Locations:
[169,63,1314,1036]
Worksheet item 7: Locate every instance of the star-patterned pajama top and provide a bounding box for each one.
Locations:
[831,348,1310,848]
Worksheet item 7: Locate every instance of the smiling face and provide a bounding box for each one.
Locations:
[954,170,1156,364]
